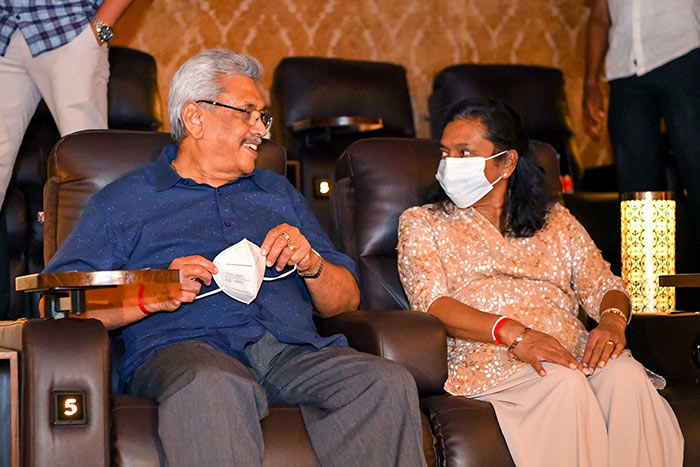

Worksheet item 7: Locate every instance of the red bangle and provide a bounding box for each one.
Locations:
[492,316,511,346]
[138,284,153,316]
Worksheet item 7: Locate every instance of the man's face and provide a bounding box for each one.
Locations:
[197,74,268,179]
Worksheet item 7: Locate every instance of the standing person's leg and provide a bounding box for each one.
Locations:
[587,351,683,467]
[28,26,109,137]
[250,334,426,467]
[0,31,43,205]
[472,363,608,467]
[657,48,700,243]
[130,341,269,467]
[608,76,666,193]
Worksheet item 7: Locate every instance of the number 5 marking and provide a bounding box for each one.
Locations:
[64,398,78,416]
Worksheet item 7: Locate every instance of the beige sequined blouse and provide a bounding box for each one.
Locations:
[397,202,628,396]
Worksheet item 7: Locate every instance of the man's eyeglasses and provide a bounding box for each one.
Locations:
[196,100,273,130]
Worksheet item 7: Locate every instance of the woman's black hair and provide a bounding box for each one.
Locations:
[426,98,553,237]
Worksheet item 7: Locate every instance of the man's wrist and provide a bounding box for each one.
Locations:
[90,17,114,43]
[298,249,324,279]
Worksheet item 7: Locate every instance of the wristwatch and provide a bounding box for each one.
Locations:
[91,17,114,44]
[298,249,324,279]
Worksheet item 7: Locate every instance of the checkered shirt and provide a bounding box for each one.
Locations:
[0,0,103,57]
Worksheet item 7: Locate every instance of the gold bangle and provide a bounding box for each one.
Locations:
[600,307,630,324]
[507,326,531,353]
[298,248,324,279]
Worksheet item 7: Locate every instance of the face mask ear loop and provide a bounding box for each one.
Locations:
[485,149,508,161]
[262,264,297,281]
[195,287,223,300]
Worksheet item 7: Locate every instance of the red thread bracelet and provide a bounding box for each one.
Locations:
[138,284,153,316]
[492,316,511,346]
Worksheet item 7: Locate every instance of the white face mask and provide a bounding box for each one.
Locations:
[435,150,507,208]
[196,238,296,304]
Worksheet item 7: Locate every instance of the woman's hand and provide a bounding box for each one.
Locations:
[581,313,627,373]
[507,326,584,377]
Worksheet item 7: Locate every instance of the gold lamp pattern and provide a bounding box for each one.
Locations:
[621,192,675,314]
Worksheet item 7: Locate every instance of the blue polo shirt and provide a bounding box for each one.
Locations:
[44,145,355,386]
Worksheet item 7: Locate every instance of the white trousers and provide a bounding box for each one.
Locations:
[473,351,683,467]
[0,27,109,205]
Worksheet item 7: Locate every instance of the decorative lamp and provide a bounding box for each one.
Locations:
[620,191,675,313]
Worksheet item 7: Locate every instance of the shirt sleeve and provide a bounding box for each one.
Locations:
[397,206,450,313]
[43,191,130,273]
[556,204,628,321]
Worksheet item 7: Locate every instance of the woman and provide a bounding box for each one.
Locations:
[397,99,683,467]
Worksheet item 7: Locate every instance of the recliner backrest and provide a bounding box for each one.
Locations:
[43,130,287,263]
[272,57,416,145]
[332,137,560,310]
[271,57,416,234]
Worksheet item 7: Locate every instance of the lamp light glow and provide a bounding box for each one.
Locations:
[620,191,675,313]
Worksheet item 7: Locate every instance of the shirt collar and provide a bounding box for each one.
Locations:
[153,144,273,193]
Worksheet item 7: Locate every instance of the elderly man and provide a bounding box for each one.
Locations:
[43,49,426,467]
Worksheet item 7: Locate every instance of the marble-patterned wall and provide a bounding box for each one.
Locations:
[113,0,611,168]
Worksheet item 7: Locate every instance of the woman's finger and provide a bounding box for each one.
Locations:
[596,339,616,368]
[611,341,625,359]
[586,337,608,372]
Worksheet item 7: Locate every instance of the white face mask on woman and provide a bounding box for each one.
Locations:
[435,150,507,208]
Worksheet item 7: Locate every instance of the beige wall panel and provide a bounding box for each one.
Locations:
[113,0,613,168]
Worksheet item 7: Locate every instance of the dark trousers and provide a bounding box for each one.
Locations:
[130,333,426,467]
[608,48,700,240]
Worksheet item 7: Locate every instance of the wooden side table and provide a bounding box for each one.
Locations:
[0,347,19,467]
[659,273,700,288]
[15,269,180,318]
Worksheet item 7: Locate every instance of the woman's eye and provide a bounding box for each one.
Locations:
[459,149,471,157]
[439,150,448,158]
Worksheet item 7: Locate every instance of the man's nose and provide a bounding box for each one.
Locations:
[250,114,267,136]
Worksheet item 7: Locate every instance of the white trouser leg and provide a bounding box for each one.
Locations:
[0,31,42,205]
[27,26,109,136]
[473,362,608,467]
[588,351,683,467]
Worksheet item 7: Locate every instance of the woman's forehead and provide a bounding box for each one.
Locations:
[441,119,490,146]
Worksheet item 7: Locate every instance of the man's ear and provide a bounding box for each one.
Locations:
[182,102,204,139]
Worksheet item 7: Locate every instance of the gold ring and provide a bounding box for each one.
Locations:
[280,232,291,243]
[288,244,297,252]
[606,340,615,346]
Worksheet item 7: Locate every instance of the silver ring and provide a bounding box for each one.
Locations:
[606,340,615,346]
[280,232,291,244]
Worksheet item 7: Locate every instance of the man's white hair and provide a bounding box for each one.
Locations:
[168,49,263,144]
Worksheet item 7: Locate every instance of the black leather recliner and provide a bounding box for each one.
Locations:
[270,57,415,235]
[0,46,162,321]
[331,137,700,466]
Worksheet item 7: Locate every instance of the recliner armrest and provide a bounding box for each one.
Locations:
[0,318,110,466]
[318,309,447,395]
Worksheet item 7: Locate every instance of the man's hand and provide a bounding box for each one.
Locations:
[583,82,606,136]
[509,327,584,377]
[141,255,218,313]
[581,313,626,374]
[260,224,319,274]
